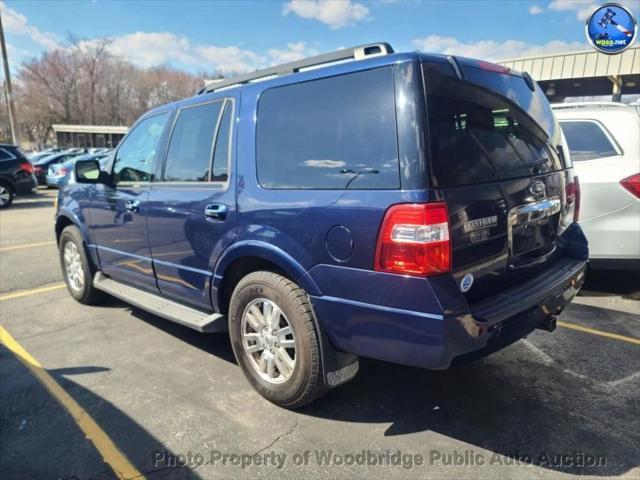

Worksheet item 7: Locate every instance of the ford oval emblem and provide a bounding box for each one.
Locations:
[460,274,474,293]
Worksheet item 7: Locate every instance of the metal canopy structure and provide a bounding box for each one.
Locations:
[52,124,129,149]
[498,46,640,102]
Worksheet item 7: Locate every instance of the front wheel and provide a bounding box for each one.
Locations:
[59,226,105,304]
[229,271,327,408]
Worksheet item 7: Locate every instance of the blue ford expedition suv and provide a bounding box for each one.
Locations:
[56,43,588,407]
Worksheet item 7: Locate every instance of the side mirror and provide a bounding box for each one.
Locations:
[75,160,108,184]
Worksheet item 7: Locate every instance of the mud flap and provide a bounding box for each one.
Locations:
[312,309,359,388]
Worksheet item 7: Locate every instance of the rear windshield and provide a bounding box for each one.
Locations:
[424,64,563,187]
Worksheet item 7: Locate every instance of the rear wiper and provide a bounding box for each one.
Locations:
[341,168,379,189]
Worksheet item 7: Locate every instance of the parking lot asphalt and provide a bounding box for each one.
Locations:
[1,189,639,480]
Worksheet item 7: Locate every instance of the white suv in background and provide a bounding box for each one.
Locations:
[553,102,640,270]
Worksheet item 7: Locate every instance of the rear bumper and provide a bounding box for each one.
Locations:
[308,228,588,370]
[14,176,37,194]
[46,176,66,188]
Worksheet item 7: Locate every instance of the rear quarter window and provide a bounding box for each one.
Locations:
[559,120,620,161]
[0,148,17,160]
[256,67,399,190]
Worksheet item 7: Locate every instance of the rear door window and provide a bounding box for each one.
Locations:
[211,101,233,183]
[164,101,223,182]
[256,67,399,189]
[559,120,620,161]
[424,64,562,187]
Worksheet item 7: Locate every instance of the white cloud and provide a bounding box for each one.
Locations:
[94,32,317,76]
[107,32,199,68]
[548,0,597,20]
[0,1,60,49]
[194,44,261,74]
[267,42,318,64]
[528,5,544,15]
[413,35,586,62]
[283,0,371,29]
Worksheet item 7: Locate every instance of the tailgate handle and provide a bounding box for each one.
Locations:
[508,197,561,227]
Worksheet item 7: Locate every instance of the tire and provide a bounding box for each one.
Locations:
[229,271,327,408]
[0,181,14,208]
[59,225,105,304]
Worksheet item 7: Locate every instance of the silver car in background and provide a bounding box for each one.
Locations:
[553,102,640,270]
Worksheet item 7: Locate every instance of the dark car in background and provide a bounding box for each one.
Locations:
[33,151,83,186]
[0,144,37,208]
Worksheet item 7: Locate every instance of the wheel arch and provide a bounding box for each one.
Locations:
[55,210,100,269]
[0,175,16,192]
[212,240,321,314]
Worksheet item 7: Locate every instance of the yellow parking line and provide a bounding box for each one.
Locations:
[0,241,56,252]
[0,326,145,480]
[557,320,640,346]
[0,283,66,301]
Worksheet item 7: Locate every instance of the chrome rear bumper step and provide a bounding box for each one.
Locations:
[93,272,227,333]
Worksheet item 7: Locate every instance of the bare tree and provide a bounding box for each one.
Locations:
[74,37,111,124]
[12,39,207,146]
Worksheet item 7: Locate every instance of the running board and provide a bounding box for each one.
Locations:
[93,272,227,333]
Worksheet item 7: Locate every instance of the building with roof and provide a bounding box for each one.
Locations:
[52,124,129,149]
[498,46,640,102]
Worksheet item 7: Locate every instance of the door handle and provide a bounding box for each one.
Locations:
[124,200,140,213]
[204,203,228,221]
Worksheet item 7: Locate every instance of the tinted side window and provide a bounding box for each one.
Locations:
[211,101,232,182]
[257,68,399,189]
[164,101,223,182]
[559,121,619,161]
[113,113,169,184]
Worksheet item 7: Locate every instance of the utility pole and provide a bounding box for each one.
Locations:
[0,8,18,145]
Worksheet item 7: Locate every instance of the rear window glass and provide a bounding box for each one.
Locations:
[559,121,619,161]
[0,148,14,160]
[257,67,399,189]
[424,64,562,187]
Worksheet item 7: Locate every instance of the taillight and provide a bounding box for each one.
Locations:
[566,176,580,222]
[58,167,69,176]
[620,173,640,199]
[19,161,34,175]
[375,202,451,276]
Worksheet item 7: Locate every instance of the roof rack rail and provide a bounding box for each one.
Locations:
[551,102,627,109]
[197,42,394,95]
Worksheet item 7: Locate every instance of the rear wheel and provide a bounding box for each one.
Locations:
[59,225,104,304]
[229,271,326,408]
[0,182,14,208]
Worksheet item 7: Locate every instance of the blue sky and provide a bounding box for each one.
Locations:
[2,0,639,75]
